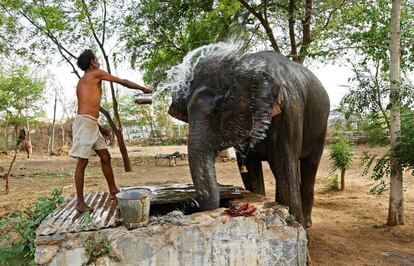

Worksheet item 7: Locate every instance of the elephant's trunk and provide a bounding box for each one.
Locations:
[188,119,220,211]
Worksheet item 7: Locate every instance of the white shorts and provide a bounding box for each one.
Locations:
[69,114,108,159]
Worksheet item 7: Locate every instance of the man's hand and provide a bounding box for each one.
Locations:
[140,86,152,94]
[99,125,112,141]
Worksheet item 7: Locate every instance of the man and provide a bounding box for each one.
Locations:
[69,49,151,213]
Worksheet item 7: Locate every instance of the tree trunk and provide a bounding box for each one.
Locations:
[61,124,65,146]
[99,107,132,172]
[25,111,32,159]
[101,55,132,172]
[340,169,345,190]
[50,91,58,155]
[78,0,132,172]
[387,0,404,226]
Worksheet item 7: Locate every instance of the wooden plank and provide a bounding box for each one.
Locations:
[136,183,244,205]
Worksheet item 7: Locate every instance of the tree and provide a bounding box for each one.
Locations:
[122,0,364,91]
[240,0,381,64]
[387,0,403,225]
[0,64,45,147]
[123,0,251,87]
[329,138,353,190]
[339,0,414,225]
[0,0,134,171]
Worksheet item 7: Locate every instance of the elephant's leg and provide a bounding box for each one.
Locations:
[300,133,326,228]
[236,152,265,195]
[269,147,304,225]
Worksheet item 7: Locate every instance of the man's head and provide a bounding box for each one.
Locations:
[77,49,100,71]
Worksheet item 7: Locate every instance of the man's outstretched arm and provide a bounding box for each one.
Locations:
[95,69,151,93]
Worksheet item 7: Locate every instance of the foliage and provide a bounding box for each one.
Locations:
[122,0,249,86]
[369,179,388,195]
[122,0,364,87]
[361,150,393,195]
[339,61,389,121]
[0,189,64,264]
[398,108,414,172]
[339,60,414,145]
[115,93,180,140]
[329,137,353,173]
[116,95,151,128]
[361,108,414,192]
[285,213,295,225]
[82,232,111,263]
[0,0,127,67]
[360,114,389,146]
[0,0,135,172]
[0,64,45,115]
[324,174,340,192]
[345,0,414,72]
[361,151,391,181]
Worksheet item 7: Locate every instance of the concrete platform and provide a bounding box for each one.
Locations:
[35,187,307,266]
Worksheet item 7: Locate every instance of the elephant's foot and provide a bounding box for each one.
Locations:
[304,215,312,228]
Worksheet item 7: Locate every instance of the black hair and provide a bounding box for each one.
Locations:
[77,49,96,71]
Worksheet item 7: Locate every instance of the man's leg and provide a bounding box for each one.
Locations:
[75,158,93,212]
[95,149,119,199]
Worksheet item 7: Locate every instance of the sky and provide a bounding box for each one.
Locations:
[43,58,354,121]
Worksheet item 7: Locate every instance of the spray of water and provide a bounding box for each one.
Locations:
[156,40,244,98]
[156,40,275,151]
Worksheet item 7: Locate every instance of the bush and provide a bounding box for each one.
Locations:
[82,233,112,263]
[285,214,296,225]
[329,137,353,190]
[361,108,414,194]
[324,174,340,192]
[398,109,414,172]
[0,189,64,264]
[360,114,389,146]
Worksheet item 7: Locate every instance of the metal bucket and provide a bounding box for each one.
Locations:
[116,188,151,229]
[135,93,153,105]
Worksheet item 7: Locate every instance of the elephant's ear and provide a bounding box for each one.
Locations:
[168,93,188,123]
[270,90,284,119]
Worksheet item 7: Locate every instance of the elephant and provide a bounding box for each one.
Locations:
[166,45,330,227]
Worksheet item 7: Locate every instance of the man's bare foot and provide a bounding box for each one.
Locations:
[109,189,120,200]
[76,202,93,213]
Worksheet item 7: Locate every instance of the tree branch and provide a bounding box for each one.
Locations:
[288,0,297,61]
[373,60,390,130]
[101,0,107,45]
[298,0,313,64]
[310,0,347,42]
[79,0,123,136]
[238,0,280,53]
[17,5,77,60]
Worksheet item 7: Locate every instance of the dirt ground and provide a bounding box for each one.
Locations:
[0,144,413,265]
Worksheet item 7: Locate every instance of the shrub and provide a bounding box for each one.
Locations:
[285,214,296,225]
[324,174,340,192]
[83,233,112,263]
[329,137,353,190]
[0,189,64,264]
[361,108,414,194]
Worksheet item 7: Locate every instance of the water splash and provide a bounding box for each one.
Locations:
[157,40,276,151]
[156,40,244,98]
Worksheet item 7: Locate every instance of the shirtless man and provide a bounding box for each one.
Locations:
[69,49,151,213]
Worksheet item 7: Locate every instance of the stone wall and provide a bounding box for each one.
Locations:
[35,194,307,266]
